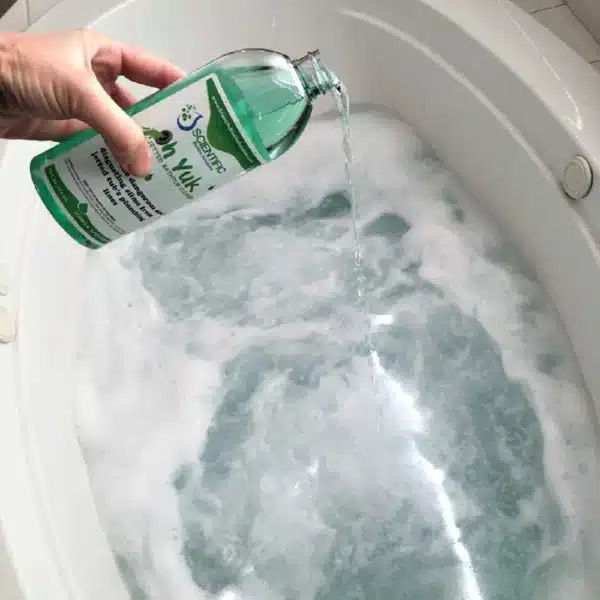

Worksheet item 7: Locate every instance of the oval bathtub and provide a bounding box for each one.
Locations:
[1,0,600,598]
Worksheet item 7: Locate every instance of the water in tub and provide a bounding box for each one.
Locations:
[76,104,600,599]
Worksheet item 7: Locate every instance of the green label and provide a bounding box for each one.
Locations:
[44,164,111,246]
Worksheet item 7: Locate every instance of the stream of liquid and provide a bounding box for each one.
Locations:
[332,84,373,357]
[333,85,361,267]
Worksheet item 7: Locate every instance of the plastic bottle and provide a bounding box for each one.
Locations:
[29,49,339,249]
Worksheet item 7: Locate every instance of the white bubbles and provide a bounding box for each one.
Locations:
[76,110,600,600]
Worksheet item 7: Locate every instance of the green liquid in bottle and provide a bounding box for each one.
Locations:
[29,49,339,249]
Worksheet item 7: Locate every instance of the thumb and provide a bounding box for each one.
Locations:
[74,78,151,176]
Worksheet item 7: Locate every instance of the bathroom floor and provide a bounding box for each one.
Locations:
[512,0,600,69]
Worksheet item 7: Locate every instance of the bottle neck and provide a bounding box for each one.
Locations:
[293,50,340,99]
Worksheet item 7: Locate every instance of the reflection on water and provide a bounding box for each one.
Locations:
[76,111,600,600]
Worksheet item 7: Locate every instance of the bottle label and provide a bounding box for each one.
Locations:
[38,73,265,247]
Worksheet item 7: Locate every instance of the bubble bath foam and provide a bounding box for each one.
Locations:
[29,49,339,249]
[77,111,600,600]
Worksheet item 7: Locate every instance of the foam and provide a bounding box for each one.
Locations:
[76,109,600,600]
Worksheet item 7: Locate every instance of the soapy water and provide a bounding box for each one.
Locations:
[76,110,600,600]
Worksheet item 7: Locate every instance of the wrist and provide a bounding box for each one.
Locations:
[0,34,21,113]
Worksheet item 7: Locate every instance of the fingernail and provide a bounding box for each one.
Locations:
[125,145,151,177]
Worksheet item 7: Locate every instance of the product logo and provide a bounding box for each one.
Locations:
[176,104,203,131]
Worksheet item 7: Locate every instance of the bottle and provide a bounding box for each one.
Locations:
[29,49,339,249]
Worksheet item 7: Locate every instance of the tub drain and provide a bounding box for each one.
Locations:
[563,155,593,200]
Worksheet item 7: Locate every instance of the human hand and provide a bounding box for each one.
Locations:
[0,29,185,176]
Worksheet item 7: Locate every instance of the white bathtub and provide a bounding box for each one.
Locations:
[1,0,600,598]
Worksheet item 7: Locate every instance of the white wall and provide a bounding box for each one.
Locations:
[566,0,600,41]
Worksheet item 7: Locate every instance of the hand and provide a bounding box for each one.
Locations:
[0,29,185,176]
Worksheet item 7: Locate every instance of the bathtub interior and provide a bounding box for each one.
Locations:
[2,0,600,599]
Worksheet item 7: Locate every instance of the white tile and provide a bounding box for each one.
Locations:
[0,0,27,32]
[512,0,564,14]
[535,4,600,60]
[27,0,60,24]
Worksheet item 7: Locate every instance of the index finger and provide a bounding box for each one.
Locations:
[116,43,187,89]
